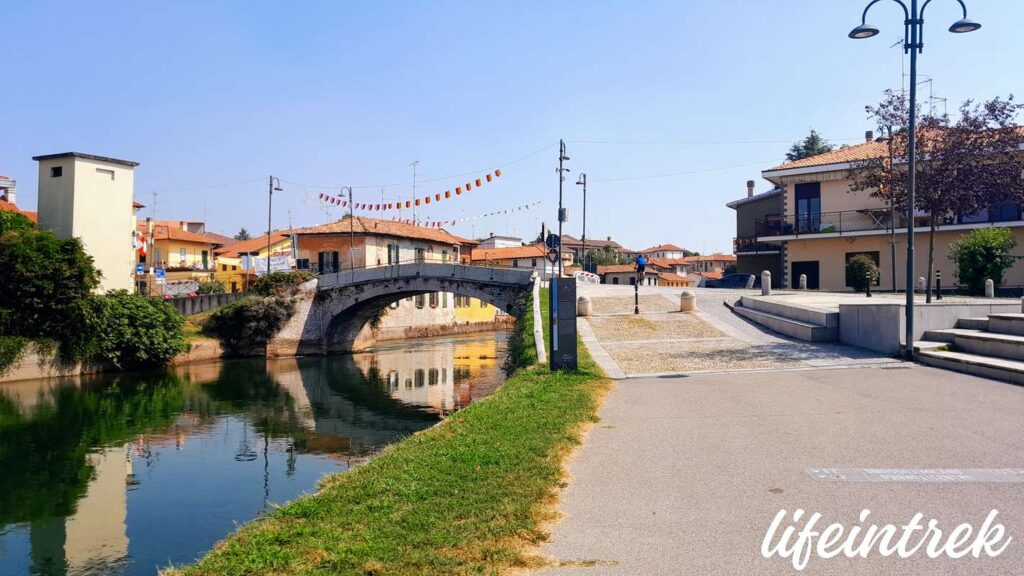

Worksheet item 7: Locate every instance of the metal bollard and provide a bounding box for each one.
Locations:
[799,274,807,290]
[935,270,942,300]
[680,291,697,312]
[761,271,772,296]
[865,270,872,298]
[985,279,995,298]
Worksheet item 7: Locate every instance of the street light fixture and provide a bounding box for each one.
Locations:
[849,0,980,359]
[575,173,587,273]
[557,140,571,279]
[267,176,283,275]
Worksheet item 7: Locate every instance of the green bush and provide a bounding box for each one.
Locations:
[0,211,35,232]
[90,291,187,369]
[206,296,296,354]
[196,278,226,295]
[949,227,1019,296]
[0,336,29,374]
[0,229,100,359]
[250,270,315,297]
[845,254,879,292]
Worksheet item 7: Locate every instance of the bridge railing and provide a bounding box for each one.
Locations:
[317,260,536,290]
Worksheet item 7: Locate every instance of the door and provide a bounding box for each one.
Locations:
[201,250,209,269]
[415,248,426,263]
[795,182,821,234]
[791,261,820,289]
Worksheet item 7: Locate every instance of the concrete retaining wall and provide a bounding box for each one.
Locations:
[533,276,547,364]
[168,292,245,316]
[839,302,1022,354]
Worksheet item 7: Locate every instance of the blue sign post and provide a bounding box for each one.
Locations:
[135,263,144,275]
[155,269,166,284]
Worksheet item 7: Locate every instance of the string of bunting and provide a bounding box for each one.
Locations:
[316,169,502,210]
[386,200,544,228]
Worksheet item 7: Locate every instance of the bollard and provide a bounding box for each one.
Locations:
[985,278,995,298]
[761,271,772,296]
[865,270,872,298]
[680,291,697,313]
[799,274,807,290]
[917,277,926,293]
[576,295,592,317]
[935,269,942,300]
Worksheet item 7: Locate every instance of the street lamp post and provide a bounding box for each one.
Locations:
[576,173,587,272]
[341,186,355,274]
[267,176,283,275]
[557,140,570,278]
[849,0,980,359]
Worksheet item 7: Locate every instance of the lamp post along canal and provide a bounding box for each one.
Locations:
[267,176,283,275]
[849,0,980,358]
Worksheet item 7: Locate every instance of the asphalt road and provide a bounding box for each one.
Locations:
[536,365,1024,575]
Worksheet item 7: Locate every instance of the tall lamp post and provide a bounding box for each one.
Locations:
[576,173,587,273]
[557,140,570,278]
[267,176,283,275]
[340,186,355,273]
[849,0,980,359]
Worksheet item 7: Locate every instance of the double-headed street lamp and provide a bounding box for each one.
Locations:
[576,173,587,273]
[848,0,980,359]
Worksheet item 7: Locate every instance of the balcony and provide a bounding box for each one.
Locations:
[733,237,782,255]
[756,204,1024,239]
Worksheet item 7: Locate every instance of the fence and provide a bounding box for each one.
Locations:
[168,292,245,316]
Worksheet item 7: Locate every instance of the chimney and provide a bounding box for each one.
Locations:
[0,177,14,205]
[606,236,611,241]
[489,232,495,237]
[865,130,874,142]
[746,180,755,198]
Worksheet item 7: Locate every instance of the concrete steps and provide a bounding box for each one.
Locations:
[915,311,1024,384]
[732,296,838,342]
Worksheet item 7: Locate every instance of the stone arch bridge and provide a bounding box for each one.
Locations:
[269,263,537,356]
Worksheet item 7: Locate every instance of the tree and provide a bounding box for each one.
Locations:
[851,91,1024,301]
[234,227,252,241]
[0,230,100,357]
[786,130,835,162]
[0,211,35,233]
[846,254,880,292]
[949,228,1019,296]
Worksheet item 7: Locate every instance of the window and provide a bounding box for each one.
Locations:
[318,251,339,273]
[50,166,62,178]
[221,264,227,271]
[96,168,115,180]
[442,292,448,308]
[629,276,636,285]
[230,282,238,292]
[532,258,537,267]
[415,294,425,308]
[795,182,822,233]
[415,247,426,263]
[512,259,519,268]
[429,292,439,308]
[480,299,487,308]
[612,277,619,285]
[442,250,449,263]
[388,371,399,390]
[296,259,309,270]
[387,244,400,264]
[428,369,438,386]
[415,369,425,387]
[232,265,237,271]
[845,252,880,287]
[179,248,187,264]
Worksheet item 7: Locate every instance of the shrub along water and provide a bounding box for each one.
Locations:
[206,296,297,354]
[175,289,611,576]
[91,291,187,369]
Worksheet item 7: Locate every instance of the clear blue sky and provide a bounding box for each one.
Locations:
[3,0,1021,253]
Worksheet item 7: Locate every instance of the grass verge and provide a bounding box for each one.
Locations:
[172,287,608,576]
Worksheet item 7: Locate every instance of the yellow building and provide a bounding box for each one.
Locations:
[33,152,140,292]
[136,220,219,293]
[213,232,293,293]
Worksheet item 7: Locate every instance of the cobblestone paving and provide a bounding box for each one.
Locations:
[578,285,903,376]
[588,313,724,342]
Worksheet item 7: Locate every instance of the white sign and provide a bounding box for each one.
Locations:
[253,255,294,276]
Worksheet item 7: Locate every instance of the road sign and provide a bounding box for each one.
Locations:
[547,248,559,264]
[135,263,144,275]
[545,233,560,249]
[155,268,166,284]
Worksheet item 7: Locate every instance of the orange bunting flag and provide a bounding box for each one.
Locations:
[486,174,492,182]
[466,182,472,191]
[425,197,431,204]
[456,187,462,195]
[495,169,502,177]
[415,199,421,206]
[388,203,393,210]
[445,190,451,198]
[405,201,411,208]
[435,193,441,201]
[475,178,481,187]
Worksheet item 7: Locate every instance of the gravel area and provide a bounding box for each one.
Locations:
[590,295,677,315]
[607,339,803,374]
[587,313,724,342]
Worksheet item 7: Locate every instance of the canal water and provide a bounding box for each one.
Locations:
[0,332,508,576]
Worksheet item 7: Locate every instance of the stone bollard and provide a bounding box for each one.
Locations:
[799,274,807,290]
[1020,296,1024,313]
[985,279,995,298]
[576,295,592,317]
[680,291,697,313]
[761,271,772,296]
[917,277,926,293]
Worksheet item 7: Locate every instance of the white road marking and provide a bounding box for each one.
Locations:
[808,468,1024,483]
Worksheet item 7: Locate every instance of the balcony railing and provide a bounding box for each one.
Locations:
[756,205,1024,238]
[733,237,782,254]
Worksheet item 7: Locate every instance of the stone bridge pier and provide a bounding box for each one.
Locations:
[268,263,536,357]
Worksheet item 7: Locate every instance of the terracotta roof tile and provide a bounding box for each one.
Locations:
[0,199,37,223]
[138,223,217,244]
[292,215,477,246]
[658,272,691,283]
[470,244,546,261]
[597,264,638,274]
[214,232,292,256]
[641,243,684,254]
[766,141,888,172]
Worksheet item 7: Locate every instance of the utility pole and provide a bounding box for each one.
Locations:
[557,140,570,277]
[576,173,587,272]
[410,160,419,225]
[267,176,282,276]
[886,125,897,293]
[341,186,354,272]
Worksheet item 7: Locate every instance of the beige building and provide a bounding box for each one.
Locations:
[640,243,687,259]
[470,243,563,280]
[758,137,1024,291]
[33,152,140,292]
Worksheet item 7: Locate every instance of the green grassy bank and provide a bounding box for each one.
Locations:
[173,288,609,576]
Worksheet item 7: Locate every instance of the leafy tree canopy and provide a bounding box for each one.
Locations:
[786,130,835,162]
[234,227,252,241]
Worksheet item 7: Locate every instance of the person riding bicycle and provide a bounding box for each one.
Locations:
[635,254,647,276]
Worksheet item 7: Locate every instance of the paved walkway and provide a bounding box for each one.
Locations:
[537,366,1024,575]
[577,285,901,378]
[534,285,1024,574]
